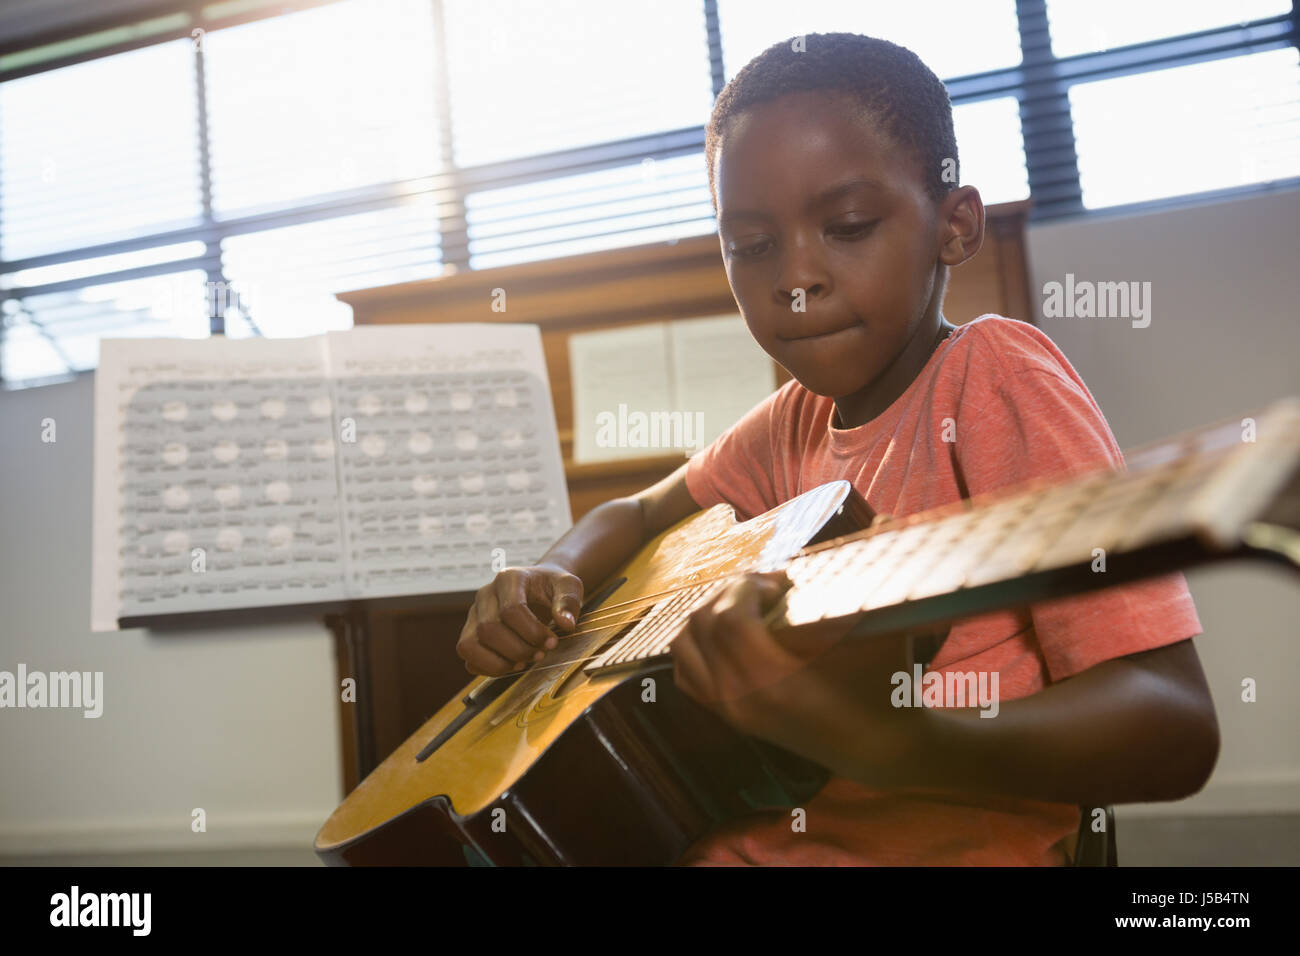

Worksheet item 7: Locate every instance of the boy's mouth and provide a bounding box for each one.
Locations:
[779,323,860,342]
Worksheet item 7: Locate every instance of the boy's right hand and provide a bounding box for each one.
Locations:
[456,563,585,676]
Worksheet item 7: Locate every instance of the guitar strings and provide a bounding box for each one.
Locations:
[530,503,931,631]
[477,504,947,681]
[479,444,1223,681]
[538,467,1059,636]
[534,569,756,645]
[516,491,965,639]
[486,565,830,681]
[482,499,987,678]
[553,478,1009,631]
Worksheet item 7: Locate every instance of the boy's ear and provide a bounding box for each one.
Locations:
[937,185,984,267]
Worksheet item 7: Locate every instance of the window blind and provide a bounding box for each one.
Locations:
[0,38,202,261]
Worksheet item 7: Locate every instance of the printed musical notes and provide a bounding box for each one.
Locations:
[90,326,571,630]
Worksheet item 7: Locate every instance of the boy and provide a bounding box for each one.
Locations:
[457,33,1219,865]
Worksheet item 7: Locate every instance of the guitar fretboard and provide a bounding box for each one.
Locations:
[584,401,1300,674]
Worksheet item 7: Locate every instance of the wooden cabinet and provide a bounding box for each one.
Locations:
[329,205,1032,793]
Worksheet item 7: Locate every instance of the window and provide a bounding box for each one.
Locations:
[1,270,210,384]
[1047,0,1293,59]
[717,0,1022,81]
[202,0,441,215]
[465,153,714,269]
[0,0,445,386]
[1,0,1297,386]
[220,199,444,338]
[0,38,208,384]
[1071,48,1300,208]
[714,0,1031,206]
[443,0,713,167]
[444,0,717,267]
[202,0,447,338]
[953,97,1031,206]
[0,40,202,262]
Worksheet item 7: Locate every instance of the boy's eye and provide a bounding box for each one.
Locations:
[826,219,879,240]
[727,237,774,259]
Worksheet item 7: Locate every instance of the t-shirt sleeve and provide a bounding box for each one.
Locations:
[954,365,1202,681]
[683,386,785,521]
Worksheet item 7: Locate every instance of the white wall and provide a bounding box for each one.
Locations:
[1025,185,1300,817]
[0,373,342,854]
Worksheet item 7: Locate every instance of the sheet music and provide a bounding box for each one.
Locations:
[569,315,776,464]
[91,336,345,631]
[668,314,776,449]
[569,323,675,464]
[325,325,571,599]
[91,325,572,629]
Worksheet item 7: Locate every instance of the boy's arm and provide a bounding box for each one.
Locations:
[913,638,1220,805]
[673,581,1219,806]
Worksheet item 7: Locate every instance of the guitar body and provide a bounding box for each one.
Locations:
[315,480,868,865]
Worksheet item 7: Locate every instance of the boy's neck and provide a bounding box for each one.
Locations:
[831,316,955,429]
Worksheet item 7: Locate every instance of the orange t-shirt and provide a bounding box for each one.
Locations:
[678,314,1202,866]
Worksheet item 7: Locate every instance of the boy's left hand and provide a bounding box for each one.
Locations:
[670,570,924,783]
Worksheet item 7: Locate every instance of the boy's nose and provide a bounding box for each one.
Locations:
[776,277,829,306]
[775,243,832,304]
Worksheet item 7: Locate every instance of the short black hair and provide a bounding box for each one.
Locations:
[705,32,959,206]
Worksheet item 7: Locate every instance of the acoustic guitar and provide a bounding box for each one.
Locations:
[315,400,1300,865]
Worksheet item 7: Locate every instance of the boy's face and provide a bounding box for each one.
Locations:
[714,91,948,399]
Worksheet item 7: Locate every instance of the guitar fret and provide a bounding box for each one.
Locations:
[995,481,1110,568]
[848,535,932,612]
[913,483,1073,600]
[634,626,686,660]
[639,583,726,659]
[1032,469,1175,573]
[783,534,894,625]
[819,523,934,621]
[608,589,697,664]
[1114,455,1222,551]
[605,614,666,666]
[832,537,880,570]
[597,580,723,668]
[589,601,672,670]
[782,492,1041,626]
[798,538,877,585]
[864,512,974,610]
[905,507,1016,602]
[961,474,1129,589]
[651,584,719,655]
[786,548,839,583]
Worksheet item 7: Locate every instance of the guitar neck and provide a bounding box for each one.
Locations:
[586,399,1300,674]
